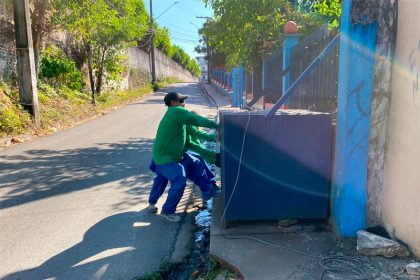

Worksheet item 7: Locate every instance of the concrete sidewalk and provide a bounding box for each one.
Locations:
[199,82,416,280]
[200,82,335,279]
[199,82,231,110]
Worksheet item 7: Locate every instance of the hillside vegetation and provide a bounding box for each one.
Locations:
[0,78,177,145]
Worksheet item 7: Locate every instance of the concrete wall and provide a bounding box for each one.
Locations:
[0,2,16,81]
[366,0,397,227]
[1,4,196,87]
[382,0,420,256]
[125,47,197,90]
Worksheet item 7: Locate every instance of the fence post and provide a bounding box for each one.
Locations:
[230,71,233,91]
[262,57,268,107]
[239,66,245,108]
[282,30,299,107]
[232,67,238,106]
[332,0,378,237]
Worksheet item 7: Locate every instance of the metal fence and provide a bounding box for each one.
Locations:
[288,27,339,113]
[210,25,339,113]
[263,48,284,104]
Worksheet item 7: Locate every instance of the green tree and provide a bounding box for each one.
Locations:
[171,45,186,65]
[170,45,200,76]
[30,0,53,74]
[56,0,148,104]
[39,45,84,91]
[297,0,342,29]
[187,59,201,77]
[200,0,321,68]
[312,0,341,29]
[195,20,226,68]
[154,26,173,57]
[128,13,197,77]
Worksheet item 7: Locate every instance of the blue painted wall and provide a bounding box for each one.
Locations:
[333,0,378,236]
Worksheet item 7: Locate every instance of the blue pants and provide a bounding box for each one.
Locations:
[149,153,215,214]
[186,151,215,182]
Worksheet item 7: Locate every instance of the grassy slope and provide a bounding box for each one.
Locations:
[0,78,180,145]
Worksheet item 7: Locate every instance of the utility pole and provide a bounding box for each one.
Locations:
[149,0,156,83]
[13,0,40,125]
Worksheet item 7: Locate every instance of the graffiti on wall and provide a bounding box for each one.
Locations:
[408,39,420,103]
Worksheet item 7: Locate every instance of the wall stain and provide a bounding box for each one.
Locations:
[408,40,420,104]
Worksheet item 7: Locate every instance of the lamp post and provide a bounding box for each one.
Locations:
[149,1,179,83]
[155,2,179,21]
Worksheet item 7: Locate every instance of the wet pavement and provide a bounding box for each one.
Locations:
[164,100,230,279]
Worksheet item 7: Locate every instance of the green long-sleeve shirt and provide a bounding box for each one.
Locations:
[185,126,217,164]
[153,106,217,165]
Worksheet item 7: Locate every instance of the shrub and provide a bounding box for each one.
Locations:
[38,91,49,103]
[0,106,31,135]
[38,81,57,98]
[152,82,159,92]
[39,46,84,91]
[0,108,22,133]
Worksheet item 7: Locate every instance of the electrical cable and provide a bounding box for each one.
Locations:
[170,38,199,44]
[170,35,200,42]
[174,2,204,19]
[215,109,383,280]
[148,28,199,43]
[144,23,200,38]
[137,34,153,48]
[157,18,197,33]
[168,30,201,38]
[218,111,251,234]
[170,36,199,42]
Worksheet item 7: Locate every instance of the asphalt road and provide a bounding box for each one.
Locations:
[0,82,215,280]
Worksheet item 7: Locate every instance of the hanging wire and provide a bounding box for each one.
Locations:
[215,110,384,280]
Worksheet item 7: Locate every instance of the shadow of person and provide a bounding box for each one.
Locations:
[3,208,182,280]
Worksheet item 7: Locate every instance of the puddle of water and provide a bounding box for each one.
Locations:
[167,129,216,279]
[167,205,213,279]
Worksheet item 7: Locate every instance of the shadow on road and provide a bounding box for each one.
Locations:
[1,196,192,280]
[0,138,154,210]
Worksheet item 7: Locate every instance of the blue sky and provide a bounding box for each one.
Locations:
[144,0,213,59]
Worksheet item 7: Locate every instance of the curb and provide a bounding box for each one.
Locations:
[198,82,218,110]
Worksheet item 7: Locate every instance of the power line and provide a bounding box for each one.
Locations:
[103,0,126,17]
[171,36,198,42]
[156,18,196,33]
[171,31,200,37]
[152,28,199,39]
[137,34,153,48]
[170,39,199,45]
[170,35,199,41]
[170,34,200,40]
[174,2,201,17]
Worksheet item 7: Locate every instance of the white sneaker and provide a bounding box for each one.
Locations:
[148,203,158,214]
[162,213,181,223]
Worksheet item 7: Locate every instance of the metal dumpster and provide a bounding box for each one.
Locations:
[220,110,333,223]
